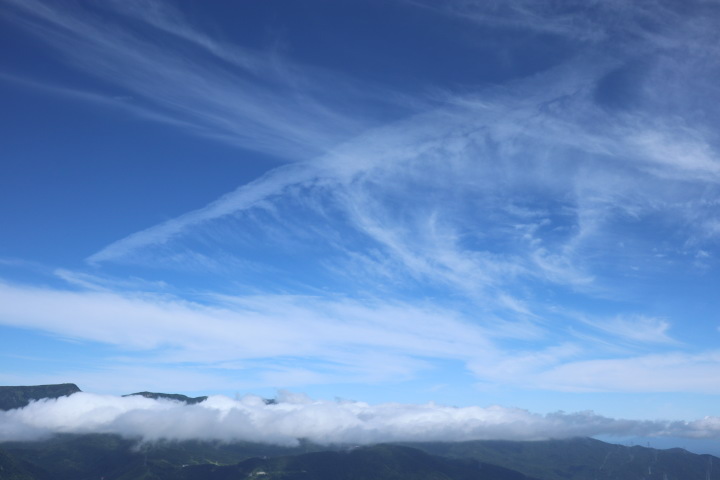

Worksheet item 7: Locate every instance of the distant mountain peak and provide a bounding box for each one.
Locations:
[122,391,208,404]
[0,383,82,411]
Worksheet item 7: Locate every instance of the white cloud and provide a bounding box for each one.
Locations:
[579,315,677,345]
[4,280,720,395]
[0,281,498,384]
[3,392,720,444]
[536,353,720,394]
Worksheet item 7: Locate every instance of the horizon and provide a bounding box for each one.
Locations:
[2,0,720,456]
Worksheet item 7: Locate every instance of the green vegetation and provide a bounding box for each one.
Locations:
[1,434,139,480]
[0,437,542,480]
[164,444,538,480]
[0,450,37,480]
[404,437,720,480]
[5,435,718,480]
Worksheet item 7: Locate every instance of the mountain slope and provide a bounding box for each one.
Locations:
[169,444,540,480]
[0,384,81,411]
[1,385,718,480]
[0,450,38,480]
[0,438,538,480]
[0,434,140,480]
[406,437,720,480]
[3,434,719,480]
[122,392,208,405]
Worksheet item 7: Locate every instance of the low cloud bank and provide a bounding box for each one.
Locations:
[2,392,720,445]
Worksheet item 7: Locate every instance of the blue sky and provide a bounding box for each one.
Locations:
[3,0,720,447]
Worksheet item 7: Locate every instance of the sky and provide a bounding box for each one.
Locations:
[2,0,720,451]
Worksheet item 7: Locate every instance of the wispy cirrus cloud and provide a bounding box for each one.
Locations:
[4,0,720,405]
[9,0,720,291]
[3,279,720,396]
[536,352,720,394]
[0,281,499,386]
[581,315,677,346]
[83,45,720,299]
[1,0,414,159]
[469,347,720,395]
[403,0,684,46]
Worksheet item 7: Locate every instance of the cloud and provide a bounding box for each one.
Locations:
[78,48,720,305]
[86,163,322,264]
[0,281,499,386]
[2,0,413,160]
[579,315,677,345]
[0,72,201,130]
[536,352,720,394]
[8,0,715,300]
[404,0,686,46]
[3,391,720,444]
[4,280,720,395]
[466,347,720,395]
[4,0,720,415]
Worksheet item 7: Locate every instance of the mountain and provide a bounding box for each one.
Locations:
[171,444,539,480]
[0,434,138,480]
[1,385,719,480]
[0,434,325,480]
[0,384,81,411]
[3,434,719,480]
[121,392,278,406]
[122,392,208,405]
[405,437,720,480]
[0,384,209,409]
[0,449,37,480]
[0,439,538,480]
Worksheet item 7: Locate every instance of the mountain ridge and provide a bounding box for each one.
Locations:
[0,384,81,411]
[1,384,718,480]
[122,391,208,405]
[2,433,718,480]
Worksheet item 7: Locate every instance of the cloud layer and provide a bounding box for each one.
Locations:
[3,392,720,445]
